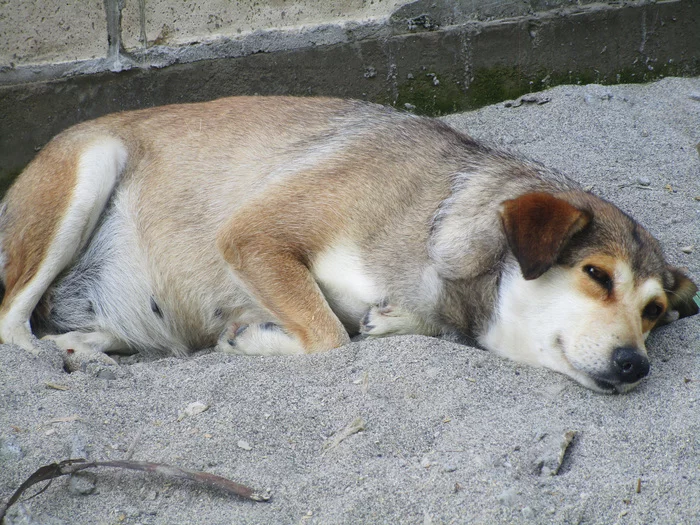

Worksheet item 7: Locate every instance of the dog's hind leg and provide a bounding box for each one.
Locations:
[42,331,127,370]
[0,136,127,352]
[216,201,351,355]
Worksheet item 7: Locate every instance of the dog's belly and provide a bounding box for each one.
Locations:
[311,243,384,331]
[44,188,258,355]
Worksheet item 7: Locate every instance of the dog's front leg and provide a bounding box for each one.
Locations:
[216,228,350,356]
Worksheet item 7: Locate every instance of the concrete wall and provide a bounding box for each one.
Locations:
[1,0,409,71]
[120,1,408,51]
[1,0,108,67]
[2,0,613,82]
[1,0,699,192]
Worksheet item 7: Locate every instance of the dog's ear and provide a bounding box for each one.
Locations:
[660,268,699,324]
[500,192,591,280]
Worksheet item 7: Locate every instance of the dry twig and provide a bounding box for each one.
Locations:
[0,458,270,523]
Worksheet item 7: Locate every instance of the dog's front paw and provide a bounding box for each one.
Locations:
[360,302,438,338]
[360,302,409,337]
[216,322,305,356]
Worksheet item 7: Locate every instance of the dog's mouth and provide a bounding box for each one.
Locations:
[589,375,642,395]
[591,377,619,394]
[557,343,644,394]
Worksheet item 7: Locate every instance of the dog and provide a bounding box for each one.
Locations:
[0,96,696,393]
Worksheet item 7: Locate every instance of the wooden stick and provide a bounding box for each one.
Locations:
[0,458,270,522]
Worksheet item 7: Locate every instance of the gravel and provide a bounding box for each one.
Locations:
[1,77,699,524]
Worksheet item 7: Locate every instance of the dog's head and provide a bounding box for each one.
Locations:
[493,191,698,393]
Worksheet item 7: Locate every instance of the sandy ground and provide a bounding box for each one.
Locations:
[1,77,699,525]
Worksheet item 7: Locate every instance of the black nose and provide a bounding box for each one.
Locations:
[612,347,650,383]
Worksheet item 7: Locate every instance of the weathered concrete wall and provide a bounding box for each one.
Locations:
[1,0,628,83]
[1,0,410,71]
[120,0,408,51]
[0,0,699,193]
[0,0,107,67]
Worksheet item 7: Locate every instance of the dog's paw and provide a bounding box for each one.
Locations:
[360,302,438,338]
[360,302,412,337]
[0,321,40,354]
[216,322,305,356]
[42,332,119,372]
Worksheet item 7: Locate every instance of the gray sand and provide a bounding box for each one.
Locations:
[1,77,699,524]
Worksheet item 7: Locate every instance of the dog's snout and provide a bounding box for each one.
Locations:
[612,347,650,383]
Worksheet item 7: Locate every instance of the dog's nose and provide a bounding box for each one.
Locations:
[612,347,650,383]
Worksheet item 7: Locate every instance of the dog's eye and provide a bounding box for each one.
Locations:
[642,302,664,320]
[584,265,613,292]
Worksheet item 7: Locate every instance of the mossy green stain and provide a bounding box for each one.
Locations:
[384,60,699,117]
[387,71,469,116]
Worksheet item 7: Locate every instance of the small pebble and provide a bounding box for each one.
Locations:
[68,434,88,460]
[636,177,651,186]
[442,462,458,473]
[680,245,694,254]
[534,429,576,476]
[522,506,535,519]
[84,362,117,380]
[0,438,24,461]
[237,440,252,451]
[497,487,517,506]
[96,368,116,380]
[69,471,97,495]
[177,401,209,421]
[122,506,142,518]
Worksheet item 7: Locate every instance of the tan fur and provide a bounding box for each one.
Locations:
[0,141,79,303]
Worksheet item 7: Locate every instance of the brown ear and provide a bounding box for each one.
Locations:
[500,192,591,280]
[664,268,699,322]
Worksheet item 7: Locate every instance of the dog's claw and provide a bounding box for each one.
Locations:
[360,310,373,333]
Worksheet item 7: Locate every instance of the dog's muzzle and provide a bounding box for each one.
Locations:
[592,346,650,392]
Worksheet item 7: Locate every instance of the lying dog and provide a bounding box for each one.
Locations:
[0,97,696,393]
